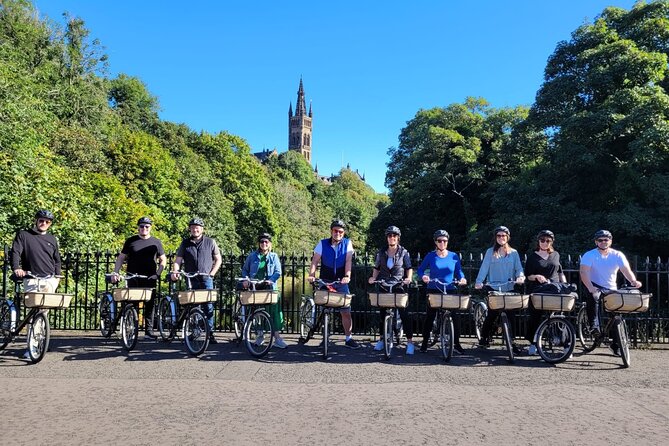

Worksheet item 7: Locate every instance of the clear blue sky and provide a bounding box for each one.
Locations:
[34,0,637,193]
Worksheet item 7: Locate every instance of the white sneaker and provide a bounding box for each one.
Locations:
[528,345,537,356]
[22,350,31,359]
[273,338,287,349]
[373,340,384,351]
[406,343,415,355]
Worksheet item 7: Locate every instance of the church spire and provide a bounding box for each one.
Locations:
[295,77,307,116]
[289,102,293,117]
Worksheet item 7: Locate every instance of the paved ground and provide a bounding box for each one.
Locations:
[1,332,668,445]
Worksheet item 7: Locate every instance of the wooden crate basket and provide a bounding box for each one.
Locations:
[530,293,576,312]
[238,290,277,305]
[112,288,153,302]
[368,293,408,308]
[24,293,73,309]
[314,290,352,308]
[427,293,470,310]
[603,292,651,313]
[487,292,529,310]
[178,290,218,304]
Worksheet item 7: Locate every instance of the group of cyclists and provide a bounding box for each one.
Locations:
[8,210,643,359]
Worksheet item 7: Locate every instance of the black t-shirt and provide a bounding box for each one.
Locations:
[121,235,165,276]
[10,229,62,275]
[525,251,563,293]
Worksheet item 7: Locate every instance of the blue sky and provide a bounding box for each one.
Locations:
[34,0,637,192]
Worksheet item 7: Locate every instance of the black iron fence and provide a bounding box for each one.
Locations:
[2,247,669,344]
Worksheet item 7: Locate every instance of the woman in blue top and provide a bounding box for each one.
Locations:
[418,230,467,354]
[240,233,286,349]
[474,226,525,350]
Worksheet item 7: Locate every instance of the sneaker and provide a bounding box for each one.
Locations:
[512,344,524,355]
[255,331,265,347]
[208,334,218,345]
[406,343,415,355]
[419,340,428,353]
[609,344,620,356]
[528,344,538,356]
[590,326,601,337]
[373,340,384,351]
[345,338,361,349]
[21,350,30,359]
[478,339,490,348]
[273,337,287,349]
[144,331,157,340]
[454,344,464,355]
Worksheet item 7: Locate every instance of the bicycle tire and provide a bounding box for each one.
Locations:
[577,305,597,353]
[440,312,454,362]
[473,302,487,341]
[299,298,315,339]
[0,300,13,350]
[536,317,575,364]
[383,313,393,360]
[323,311,329,359]
[27,312,50,363]
[615,318,631,368]
[243,309,273,358]
[501,312,514,363]
[157,296,177,342]
[98,292,114,338]
[232,297,244,340]
[184,307,209,356]
[120,304,139,351]
[394,309,404,345]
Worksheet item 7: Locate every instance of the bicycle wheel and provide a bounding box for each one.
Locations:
[536,317,575,364]
[243,309,273,358]
[232,297,244,340]
[577,305,597,353]
[0,300,13,350]
[393,309,404,345]
[429,313,440,347]
[440,312,454,362]
[120,304,139,351]
[615,318,631,368]
[27,312,50,363]
[98,292,114,338]
[157,296,177,342]
[473,302,487,341]
[322,311,329,359]
[383,313,394,360]
[184,307,209,356]
[500,312,514,363]
[299,298,315,339]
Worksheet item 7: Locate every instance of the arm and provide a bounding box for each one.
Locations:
[267,253,281,284]
[368,252,381,284]
[11,232,25,277]
[417,253,431,283]
[153,254,167,280]
[513,251,525,284]
[475,249,492,289]
[241,253,253,278]
[53,239,62,275]
[619,255,641,288]
[112,252,128,283]
[308,252,321,283]
[579,264,598,294]
[210,253,222,277]
[342,247,353,285]
[170,255,183,281]
[454,256,467,285]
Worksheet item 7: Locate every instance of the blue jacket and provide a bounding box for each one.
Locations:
[242,251,282,290]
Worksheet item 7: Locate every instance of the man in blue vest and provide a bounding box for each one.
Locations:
[307,219,360,349]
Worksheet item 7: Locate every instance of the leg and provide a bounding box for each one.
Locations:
[526,302,542,343]
[421,306,438,350]
[480,309,500,344]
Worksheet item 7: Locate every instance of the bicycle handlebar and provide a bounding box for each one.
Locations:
[106,272,149,282]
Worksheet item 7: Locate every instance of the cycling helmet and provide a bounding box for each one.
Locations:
[537,229,554,240]
[494,226,510,236]
[137,216,152,225]
[330,219,346,230]
[433,229,449,240]
[385,225,401,237]
[188,218,205,227]
[593,229,612,239]
[258,232,272,242]
[35,210,54,221]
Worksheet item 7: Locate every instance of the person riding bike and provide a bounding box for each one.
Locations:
[579,229,641,355]
[367,225,415,354]
[307,219,360,349]
[475,225,525,353]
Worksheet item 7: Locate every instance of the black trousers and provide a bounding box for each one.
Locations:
[128,277,157,332]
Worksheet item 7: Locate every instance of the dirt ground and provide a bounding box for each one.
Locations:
[1,332,668,445]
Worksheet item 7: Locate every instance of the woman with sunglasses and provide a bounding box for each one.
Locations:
[475,226,525,350]
[523,230,567,355]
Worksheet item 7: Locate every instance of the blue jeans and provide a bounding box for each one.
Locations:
[191,276,215,331]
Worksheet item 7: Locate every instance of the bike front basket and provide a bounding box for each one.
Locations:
[368,292,408,308]
[530,293,576,312]
[603,291,651,313]
[238,290,277,305]
[427,293,470,310]
[178,290,218,304]
[24,293,74,309]
[487,292,528,310]
[112,288,153,302]
[314,290,352,308]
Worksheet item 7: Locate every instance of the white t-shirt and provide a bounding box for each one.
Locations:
[313,239,354,255]
[580,248,630,289]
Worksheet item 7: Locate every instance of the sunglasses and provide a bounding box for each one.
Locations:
[539,239,552,243]
[138,224,151,229]
[37,219,52,225]
[259,240,270,244]
[596,238,611,243]
[332,229,345,234]
[436,239,448,243]
[496,234,508,238]
[387,234,399,238]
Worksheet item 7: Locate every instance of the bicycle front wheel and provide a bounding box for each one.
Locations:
[28,312,50,363]
[501,312,514,363]
[120,304,139,351]
[184,307,209,356]
[383,313,394,360]
[244,309,273,358]
[473,302,487,341]
[440,312,454,362]
[615,318,631,368]
[0,300,13,350]
[232,297,244,340]
[157,296,177,342]
[322,311,330,359]
[98,293,114,338]
[536,317,575,364]
[577,305,597,352]
[299,298,315,339]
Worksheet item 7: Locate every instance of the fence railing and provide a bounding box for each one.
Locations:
[2,247,669,344]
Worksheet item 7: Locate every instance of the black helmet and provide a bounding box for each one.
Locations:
[433,229,449,240]
[188,218,205,227]
[137,216,152,226]
[494,226,510,236]
[35,210,54,221]
[593,229,612,239]
[258,232,272,242]
[330,219,346,230]
[385,225,401,237]
[537,229,554,240]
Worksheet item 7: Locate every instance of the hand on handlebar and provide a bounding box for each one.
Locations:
[515,276,525,285]
[111,272,121,284]
[341,276,351,284]
[13,268,26,278]
[474,283,483,290]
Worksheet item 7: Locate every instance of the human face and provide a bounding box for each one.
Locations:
[538,238,552,250]
[386,233,399,246]
[496,233,509,245]
[259,239,271,252]
[331,227,345,242]
[138,224,151,238]
[595,237,611,250]
[435,238,449,249]
[189,224,204,239]
[35,218,52,233]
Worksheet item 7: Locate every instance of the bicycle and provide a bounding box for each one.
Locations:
[298,279,352,359]
[156,271,214,356]
[576,287,651,368]
[470,295,488,342]
[425,279,470,361]
[529,290,577,364]
[0,273,72,363]
[98,272,152,351]
[235,277,278,358]
[368,279,409,360]
[478,281,528,363]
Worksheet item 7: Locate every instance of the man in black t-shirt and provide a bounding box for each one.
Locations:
[112,217,166,339]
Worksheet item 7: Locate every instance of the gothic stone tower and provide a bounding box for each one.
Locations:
[288,78,313,163]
